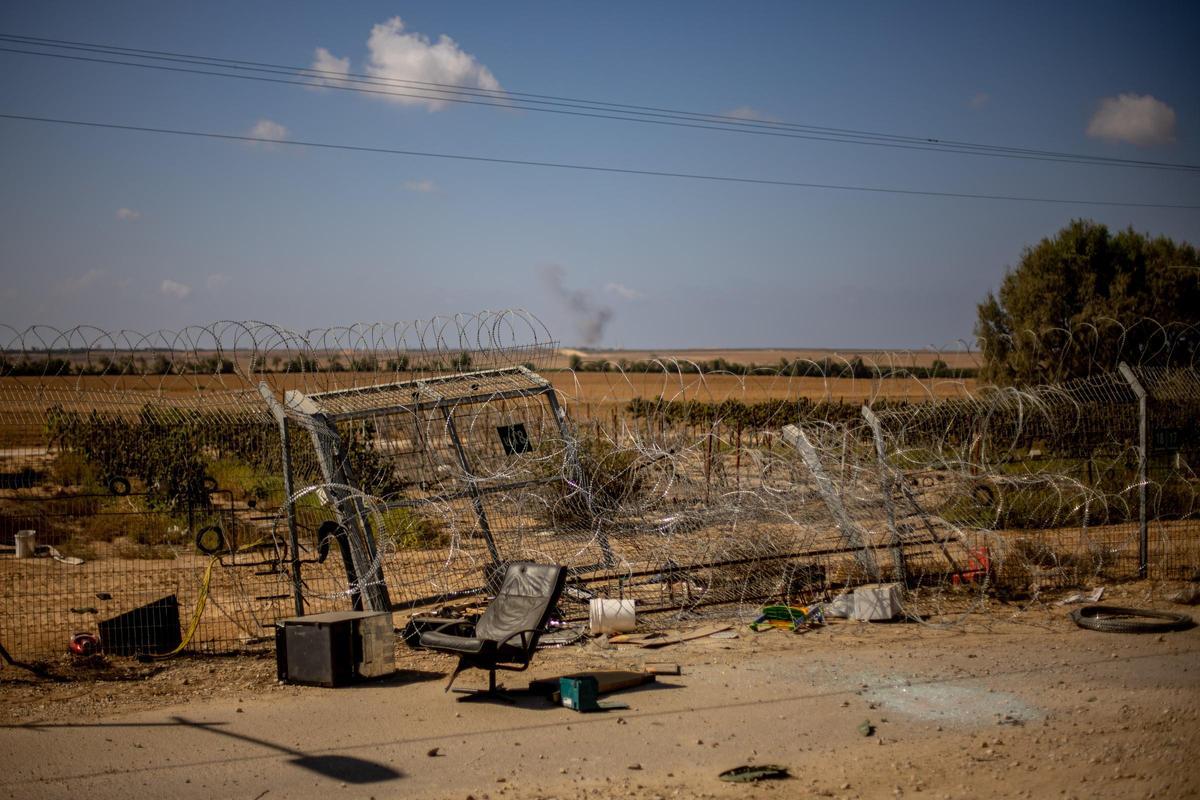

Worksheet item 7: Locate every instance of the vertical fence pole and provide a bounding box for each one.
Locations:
[1118,363,1149,579]
[259,383,304,616]
[862,405,906,583]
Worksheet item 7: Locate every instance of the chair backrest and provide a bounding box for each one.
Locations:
[474,563,566,652]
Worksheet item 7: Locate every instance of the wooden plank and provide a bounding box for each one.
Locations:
[528,670,656,696]
[606,632,661,644]
[639,623,732,648]
[643,663,681,676]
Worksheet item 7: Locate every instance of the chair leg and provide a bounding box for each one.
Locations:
[452,668,516,704]
[444,656,468,693]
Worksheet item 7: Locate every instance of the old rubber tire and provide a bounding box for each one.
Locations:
[1070,605,1193,634]
[195,525,226,555]
[107,476,131,496]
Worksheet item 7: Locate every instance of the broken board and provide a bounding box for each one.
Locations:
[643,663,681,676]
[528,670,656,697]
[638,623,732,648]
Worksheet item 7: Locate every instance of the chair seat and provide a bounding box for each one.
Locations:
[420,630,487,654]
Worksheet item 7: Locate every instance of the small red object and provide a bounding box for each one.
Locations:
[69,632,99,656]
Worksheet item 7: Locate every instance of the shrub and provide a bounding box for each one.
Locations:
[543,435,650,527]
[377,507,448,550]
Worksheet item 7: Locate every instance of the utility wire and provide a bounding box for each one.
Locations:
[2,111,1196,210]
[2,33,1197,173]
[2,32,1184,168]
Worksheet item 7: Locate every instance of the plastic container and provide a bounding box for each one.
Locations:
[14,530,36,558]
[589,598,636,634]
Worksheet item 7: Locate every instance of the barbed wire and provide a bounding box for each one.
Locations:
[0,313,1197,658]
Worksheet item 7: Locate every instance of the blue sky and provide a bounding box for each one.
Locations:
[0,2,1196,348]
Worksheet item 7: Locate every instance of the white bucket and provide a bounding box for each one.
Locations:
[14,530,36,558]
[589,598,636,634]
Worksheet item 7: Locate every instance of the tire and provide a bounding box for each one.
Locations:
[195,525,226,555]
[1070,605,1194,634]
[107,476,131,496]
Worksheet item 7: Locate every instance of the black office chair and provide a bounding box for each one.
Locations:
[420,562,567,702]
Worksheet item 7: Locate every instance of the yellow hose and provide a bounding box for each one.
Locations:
[143,536,271,660]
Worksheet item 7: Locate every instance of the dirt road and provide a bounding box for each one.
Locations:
[2,597,1198,799]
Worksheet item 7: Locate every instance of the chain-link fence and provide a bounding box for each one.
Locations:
[1,317,1197,660]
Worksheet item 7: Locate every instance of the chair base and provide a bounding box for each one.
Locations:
[448,665,517,703]
[452,686,517,704]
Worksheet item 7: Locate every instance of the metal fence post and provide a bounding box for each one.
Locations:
[781,423,880,580]
[1118,363,1148,578]
[258,382,304,616]
[862,405,906,583]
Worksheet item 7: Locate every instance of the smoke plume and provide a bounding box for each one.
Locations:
[539,264,613,346]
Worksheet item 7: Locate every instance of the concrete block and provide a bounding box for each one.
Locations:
[852,583,902,621]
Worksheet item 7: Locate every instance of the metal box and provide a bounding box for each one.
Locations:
[559,676,600,712]
[275,611,394,687]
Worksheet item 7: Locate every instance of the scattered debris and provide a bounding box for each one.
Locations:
[427,747,441,757]
[1057,587,1104,606]
[643,663,680,676]
[556,676,630,712]
[718,764,790,783]
[638,623,733,648]
[823,593,854,619]
[1169,586,1200,606]
[529,670,656,700]
[852,584,903,621]
[68,632,100,657]
[749,605,824,632]
[99,595,182,657]
[607,632,657,645]
[1069,605,1194,634]
[589,598,637,634]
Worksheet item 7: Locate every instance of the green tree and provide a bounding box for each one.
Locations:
[975,220,1199,385]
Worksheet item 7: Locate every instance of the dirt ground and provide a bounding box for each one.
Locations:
[2,582,1199,800]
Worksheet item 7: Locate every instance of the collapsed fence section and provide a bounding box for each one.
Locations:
[1,319,1198,661]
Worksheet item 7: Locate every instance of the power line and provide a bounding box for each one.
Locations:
[2,33,1197,173]
[2,111,1196,210]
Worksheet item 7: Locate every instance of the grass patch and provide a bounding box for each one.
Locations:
[50,452,101,490]
[378,507,448,550]
[207,457,284,503]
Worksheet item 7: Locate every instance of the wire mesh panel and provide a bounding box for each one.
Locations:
[1,317,1198,659]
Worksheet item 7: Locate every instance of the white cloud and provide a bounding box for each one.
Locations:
[312,19,502,110]
[1086,93,1176,146]
[59,268,107,294]
[605,282,643,300]
[310,46,351,85]
[160,279,192,300]
[724,106,779,123]
[116,207,141,222]
[968,92,990,110]
[206,273,231,292]
[248,118,288,143]
[318,17,503,112]
[402,179,436,193]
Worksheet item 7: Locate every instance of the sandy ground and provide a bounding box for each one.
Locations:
[2,585,1199,800]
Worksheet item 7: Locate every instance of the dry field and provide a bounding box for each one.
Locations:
[554,346,980,370]
[0,355,977,408]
